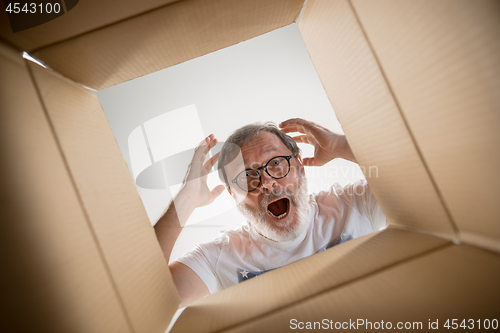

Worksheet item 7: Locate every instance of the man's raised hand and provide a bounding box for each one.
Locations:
[180,134,225,210]
[279,118,357,165]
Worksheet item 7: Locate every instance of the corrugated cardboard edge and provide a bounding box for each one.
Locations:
[172,228,449,332]
[350,0,500,254]
[220,244,500,332]
[298,0,457,240]
[27,61,180,333]
[0,0,180,51]
[30,0,305,90]
[0,42,132,333]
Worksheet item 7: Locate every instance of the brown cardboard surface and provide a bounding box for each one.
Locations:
[29,0,304,90]
[0,0,179,51]
[0,43,131,332]
[351,0,500,252]
[172,228,449,333]
[298,0,456,238]
[27,62,180,333]
[223,244,500,332]
[3,0,499,331]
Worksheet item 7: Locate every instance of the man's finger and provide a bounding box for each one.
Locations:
[279,117,308,129]
[202,135,218,156]
[203,152,220,171]
[193,134,216,161]
[292,135,311,144]
[279,118,315,133]
[280,118,326,139]
[280,125,305,134]
[194,135,210,157]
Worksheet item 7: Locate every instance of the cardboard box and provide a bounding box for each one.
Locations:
[1,0,499,332]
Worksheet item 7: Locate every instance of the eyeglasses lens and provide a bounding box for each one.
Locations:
[267,157,288,179]
[238,170,260,192]
[237,157,289,191]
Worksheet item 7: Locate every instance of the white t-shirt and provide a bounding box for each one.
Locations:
[175,181,386,294]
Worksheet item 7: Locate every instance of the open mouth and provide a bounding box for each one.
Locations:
[267,197,290,219]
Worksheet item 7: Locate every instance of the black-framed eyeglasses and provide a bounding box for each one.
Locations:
[230,155,295,192]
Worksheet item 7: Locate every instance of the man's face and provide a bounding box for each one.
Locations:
[225,131,309,242]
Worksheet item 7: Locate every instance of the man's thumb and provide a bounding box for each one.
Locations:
[210,185,225,201]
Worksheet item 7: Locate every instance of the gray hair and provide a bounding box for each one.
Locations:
[218,122,300,187]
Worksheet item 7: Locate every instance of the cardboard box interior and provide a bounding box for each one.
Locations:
[1,0,499,332]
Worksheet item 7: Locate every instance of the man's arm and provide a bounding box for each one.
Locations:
[168,261,210,308]
[154,193,193,264]
[154,134,224,307]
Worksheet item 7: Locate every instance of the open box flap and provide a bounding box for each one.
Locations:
[26,60,181,332]
[216,243,500,332]
[2,0,305,90]
[0,42,133,332]
[351,0,500,253]
[0,0,180,51]
[172,228,449,332]
[299,0,457,240]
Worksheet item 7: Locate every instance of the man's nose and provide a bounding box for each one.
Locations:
[260,172,277,191]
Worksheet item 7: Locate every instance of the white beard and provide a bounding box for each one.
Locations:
[237,174,309,242]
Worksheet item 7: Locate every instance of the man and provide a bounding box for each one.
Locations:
[154,118,386,307]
